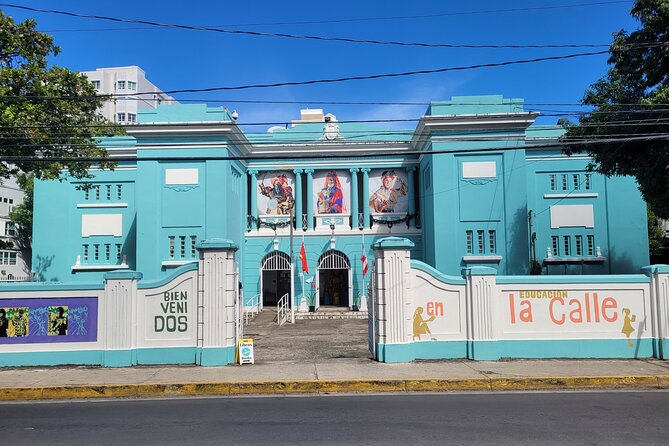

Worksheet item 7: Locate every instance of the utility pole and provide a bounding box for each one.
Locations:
[289,203,295,324]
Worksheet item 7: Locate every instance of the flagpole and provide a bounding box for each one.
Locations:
[361,232,366,311]
[301,232,305,312]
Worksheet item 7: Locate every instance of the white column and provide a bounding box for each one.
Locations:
[464,266,499,360]
[102,270,143,367]
[372,237,415,362]
[196,238,239,366]
[643,265,669,359]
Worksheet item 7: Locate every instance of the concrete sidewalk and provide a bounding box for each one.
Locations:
[1,357,669,401]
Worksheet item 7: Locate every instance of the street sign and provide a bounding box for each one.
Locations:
[237,338,254,365]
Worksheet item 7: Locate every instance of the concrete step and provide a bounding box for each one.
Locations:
[296,310,368,320]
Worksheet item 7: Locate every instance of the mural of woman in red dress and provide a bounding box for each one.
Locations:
[317,171,345,214]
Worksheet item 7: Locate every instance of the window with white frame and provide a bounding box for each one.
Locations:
[91,80,101,89]
[0,251,17,265]
[127,113,137,123]
[488,230,496,254]
[477,230,485,254]
[5,222,16,237]
[117,80,126,89]
[116,112,126,122]
[127,81,137,90]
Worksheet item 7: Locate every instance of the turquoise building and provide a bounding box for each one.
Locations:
[31,95,650,311]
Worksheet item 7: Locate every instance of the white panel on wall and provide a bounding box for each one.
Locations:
[550,204,594,228]
[81,214,123,237]
[165,168,199,185]
[462,161,496,178]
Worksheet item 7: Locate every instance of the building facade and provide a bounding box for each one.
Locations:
[31,95,650,312]
[81,66,177,124]
[0,178,30,281]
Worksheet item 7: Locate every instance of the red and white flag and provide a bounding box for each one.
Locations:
[299,241,309,274]
[361,235,369,277]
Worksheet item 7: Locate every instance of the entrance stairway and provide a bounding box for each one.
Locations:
[296,307,368,320]
[242,308,370,362]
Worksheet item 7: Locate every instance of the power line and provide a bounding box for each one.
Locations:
[2,111,669,134]
[0,50,620,95]
[0,3,638,50]
[1,134,668,161]
[34,1,633,30]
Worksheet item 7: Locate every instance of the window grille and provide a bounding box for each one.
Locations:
[587,235,595,256]
[563,236,571,256]
[477,230,484,254]
[489,230,496,254]
[575,235,583,256]
[169,236,175,259]
[466,230,473,254]
[552,236,559,256]
[180,236,186,258]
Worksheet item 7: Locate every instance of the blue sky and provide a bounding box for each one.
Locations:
[2,1,640,130]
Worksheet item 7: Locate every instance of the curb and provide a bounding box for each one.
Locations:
[1,375,668,401]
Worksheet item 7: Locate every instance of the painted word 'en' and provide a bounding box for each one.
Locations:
[426,301,444,317]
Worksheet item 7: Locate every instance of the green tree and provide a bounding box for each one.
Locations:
[647,206,665,257]
[563,0,669,217]
[1,11,119,181]
[0,12,122,248]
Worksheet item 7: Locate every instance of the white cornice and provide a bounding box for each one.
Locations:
[412,112,539,151]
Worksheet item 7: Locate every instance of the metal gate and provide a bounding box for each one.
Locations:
[260,251,291,312]
[316,250,352,309]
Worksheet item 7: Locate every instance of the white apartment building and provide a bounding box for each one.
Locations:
[0,178,30,281]
[81,66,178,124]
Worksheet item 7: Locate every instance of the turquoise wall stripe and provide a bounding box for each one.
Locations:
[0,350,103,367]
[410,260,467,285]
[377,341,467,362]
[0,282,104,292]
[497,274,650,284]
[377,338,655,362]
[136,347,197,365]
[494,338,654,359]
[197,346,236,366]
[138,263,198,289]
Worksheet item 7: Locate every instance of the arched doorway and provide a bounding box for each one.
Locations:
[261,251,291,307]
[317,250,351,309]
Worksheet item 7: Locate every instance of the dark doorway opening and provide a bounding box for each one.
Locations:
[262,269,291,306]
[319,268,349,307]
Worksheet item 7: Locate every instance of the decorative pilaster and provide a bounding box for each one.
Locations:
[642,265,669,359]
[294,169,303,230]
[305,169,314,230]
[361,168,370,229]
[372,237,415,362]
[196,238,239,366]
[463,266,499,360]
[248,170,258,229]
[103,270,143,366]
[349,168,359,229]
[407,166,416,218]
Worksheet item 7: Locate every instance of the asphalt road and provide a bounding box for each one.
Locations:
[1,391,667,445]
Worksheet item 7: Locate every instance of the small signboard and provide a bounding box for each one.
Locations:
[237,338,254,365]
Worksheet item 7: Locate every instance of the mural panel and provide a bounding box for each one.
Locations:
[368,169,409,214]
[313,170,350,215]
[0,297,98,344]
[501,289,647,347]
[257,171,295,216]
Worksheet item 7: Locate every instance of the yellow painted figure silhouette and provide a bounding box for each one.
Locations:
[621,308,636,348]
[413,307,436,341]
